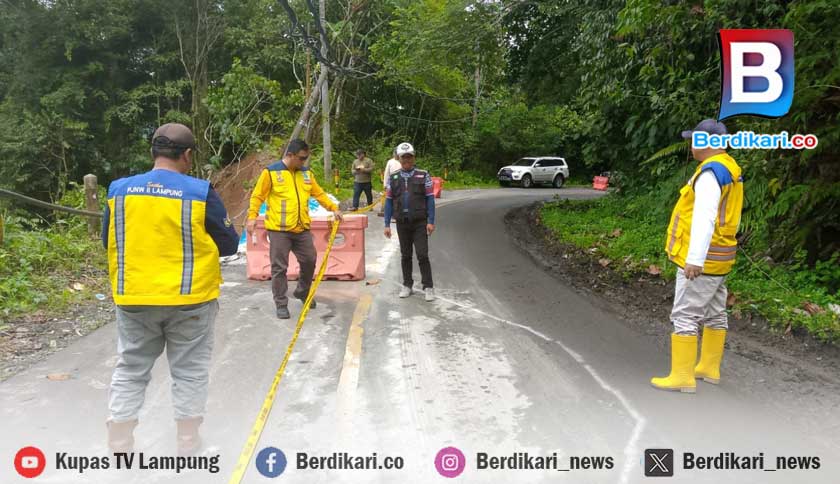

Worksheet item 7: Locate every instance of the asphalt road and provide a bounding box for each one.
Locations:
[2,187,838,483]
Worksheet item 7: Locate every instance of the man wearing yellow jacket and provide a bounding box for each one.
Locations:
[102,123,239,454]
[651,119,744,394]
[246,139,342,319]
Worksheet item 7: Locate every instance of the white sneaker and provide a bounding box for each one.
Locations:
[424,288,435,302]
[399,286,412,298]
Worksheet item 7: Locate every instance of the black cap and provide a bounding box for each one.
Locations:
[681,119,728,139]
[152,123,195,149]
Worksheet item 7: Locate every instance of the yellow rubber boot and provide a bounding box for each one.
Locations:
[651,334,697,393]
[695,327,727,384]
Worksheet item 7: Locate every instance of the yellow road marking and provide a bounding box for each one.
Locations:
[336,293,373,428]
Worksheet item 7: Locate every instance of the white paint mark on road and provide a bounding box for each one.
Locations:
[87,378,107,390]
[429,289,647,484]
[366,234,400,275]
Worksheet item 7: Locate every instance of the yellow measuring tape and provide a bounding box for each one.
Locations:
[228,197,382,483]
[356,195,383,214]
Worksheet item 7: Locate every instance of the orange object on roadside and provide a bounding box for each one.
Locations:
[593,176,609,191]
[288,214,369,281]
[247,214,369,281]
[246,216,271,281]
[432,176,444,198]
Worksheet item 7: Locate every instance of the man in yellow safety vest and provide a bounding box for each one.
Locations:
[246,139,342,319]
[103,123,240,454]
[651,119,744,394]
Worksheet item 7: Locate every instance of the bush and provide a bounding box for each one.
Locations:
[540,193,840,343]
[0,218,107,318]
[0,184,108,319]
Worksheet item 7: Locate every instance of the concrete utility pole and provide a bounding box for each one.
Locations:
[318,0,332,175]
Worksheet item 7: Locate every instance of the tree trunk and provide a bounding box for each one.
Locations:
[175,0,221,177]
[289,69,326,148]
[319,0,332,175]
[192,60,210,171]
[473,62,481,127]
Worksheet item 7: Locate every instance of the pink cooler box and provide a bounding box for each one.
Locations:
[246,214,369,282]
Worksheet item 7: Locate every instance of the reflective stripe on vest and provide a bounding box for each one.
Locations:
[280,199,287,229]
[180,200,194,295]
[667,212,680,255]
[115,195,126,295]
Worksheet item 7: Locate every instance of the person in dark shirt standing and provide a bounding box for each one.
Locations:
[383,142,436,301]
[352,149,374,210]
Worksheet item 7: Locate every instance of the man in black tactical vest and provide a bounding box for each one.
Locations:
[383,142,436,301]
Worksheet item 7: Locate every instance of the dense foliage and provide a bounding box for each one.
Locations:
[0,0,837,275]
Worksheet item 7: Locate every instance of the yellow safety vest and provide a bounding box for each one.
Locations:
[248,162,338,233]
[665,153,744,275]
[106,170,222,305]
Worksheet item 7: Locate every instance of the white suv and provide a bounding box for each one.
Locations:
[498,157,569,188]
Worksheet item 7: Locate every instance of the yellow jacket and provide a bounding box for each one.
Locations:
[248,161,338,233]
[104,169,236,305]
[665,153,744,275]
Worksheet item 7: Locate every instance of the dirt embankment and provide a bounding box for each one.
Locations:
[505,202,840,387]
[212,151,279,233]
[212,152,380,223]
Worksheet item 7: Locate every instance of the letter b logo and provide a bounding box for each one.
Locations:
[718,29,794,120]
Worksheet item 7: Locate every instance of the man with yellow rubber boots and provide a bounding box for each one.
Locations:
[246,139,342,319]
[651,119,744,394]
[102,123,239,454]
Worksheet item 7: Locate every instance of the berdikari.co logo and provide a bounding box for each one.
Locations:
[692,28,817,151]
[717,29,794,120]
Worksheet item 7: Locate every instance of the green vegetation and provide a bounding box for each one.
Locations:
[541,193,840,343]
[0,185,108,319]
[0,1,837,333]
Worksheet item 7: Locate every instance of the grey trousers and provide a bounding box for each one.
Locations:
[671,268,729,336]
[109,300,218,422]
[268,230,317,308]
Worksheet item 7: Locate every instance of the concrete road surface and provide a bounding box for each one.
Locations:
[2,188,838,483]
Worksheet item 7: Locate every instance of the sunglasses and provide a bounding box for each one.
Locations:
[296,153,310,161]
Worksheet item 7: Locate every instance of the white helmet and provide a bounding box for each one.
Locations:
[396,142,415,156]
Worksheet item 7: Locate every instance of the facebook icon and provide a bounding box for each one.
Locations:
[256,447,287,478]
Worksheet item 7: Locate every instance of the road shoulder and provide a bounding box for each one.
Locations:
[505,202,840,391]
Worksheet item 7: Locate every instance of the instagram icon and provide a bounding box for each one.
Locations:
[435,447,466,478]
